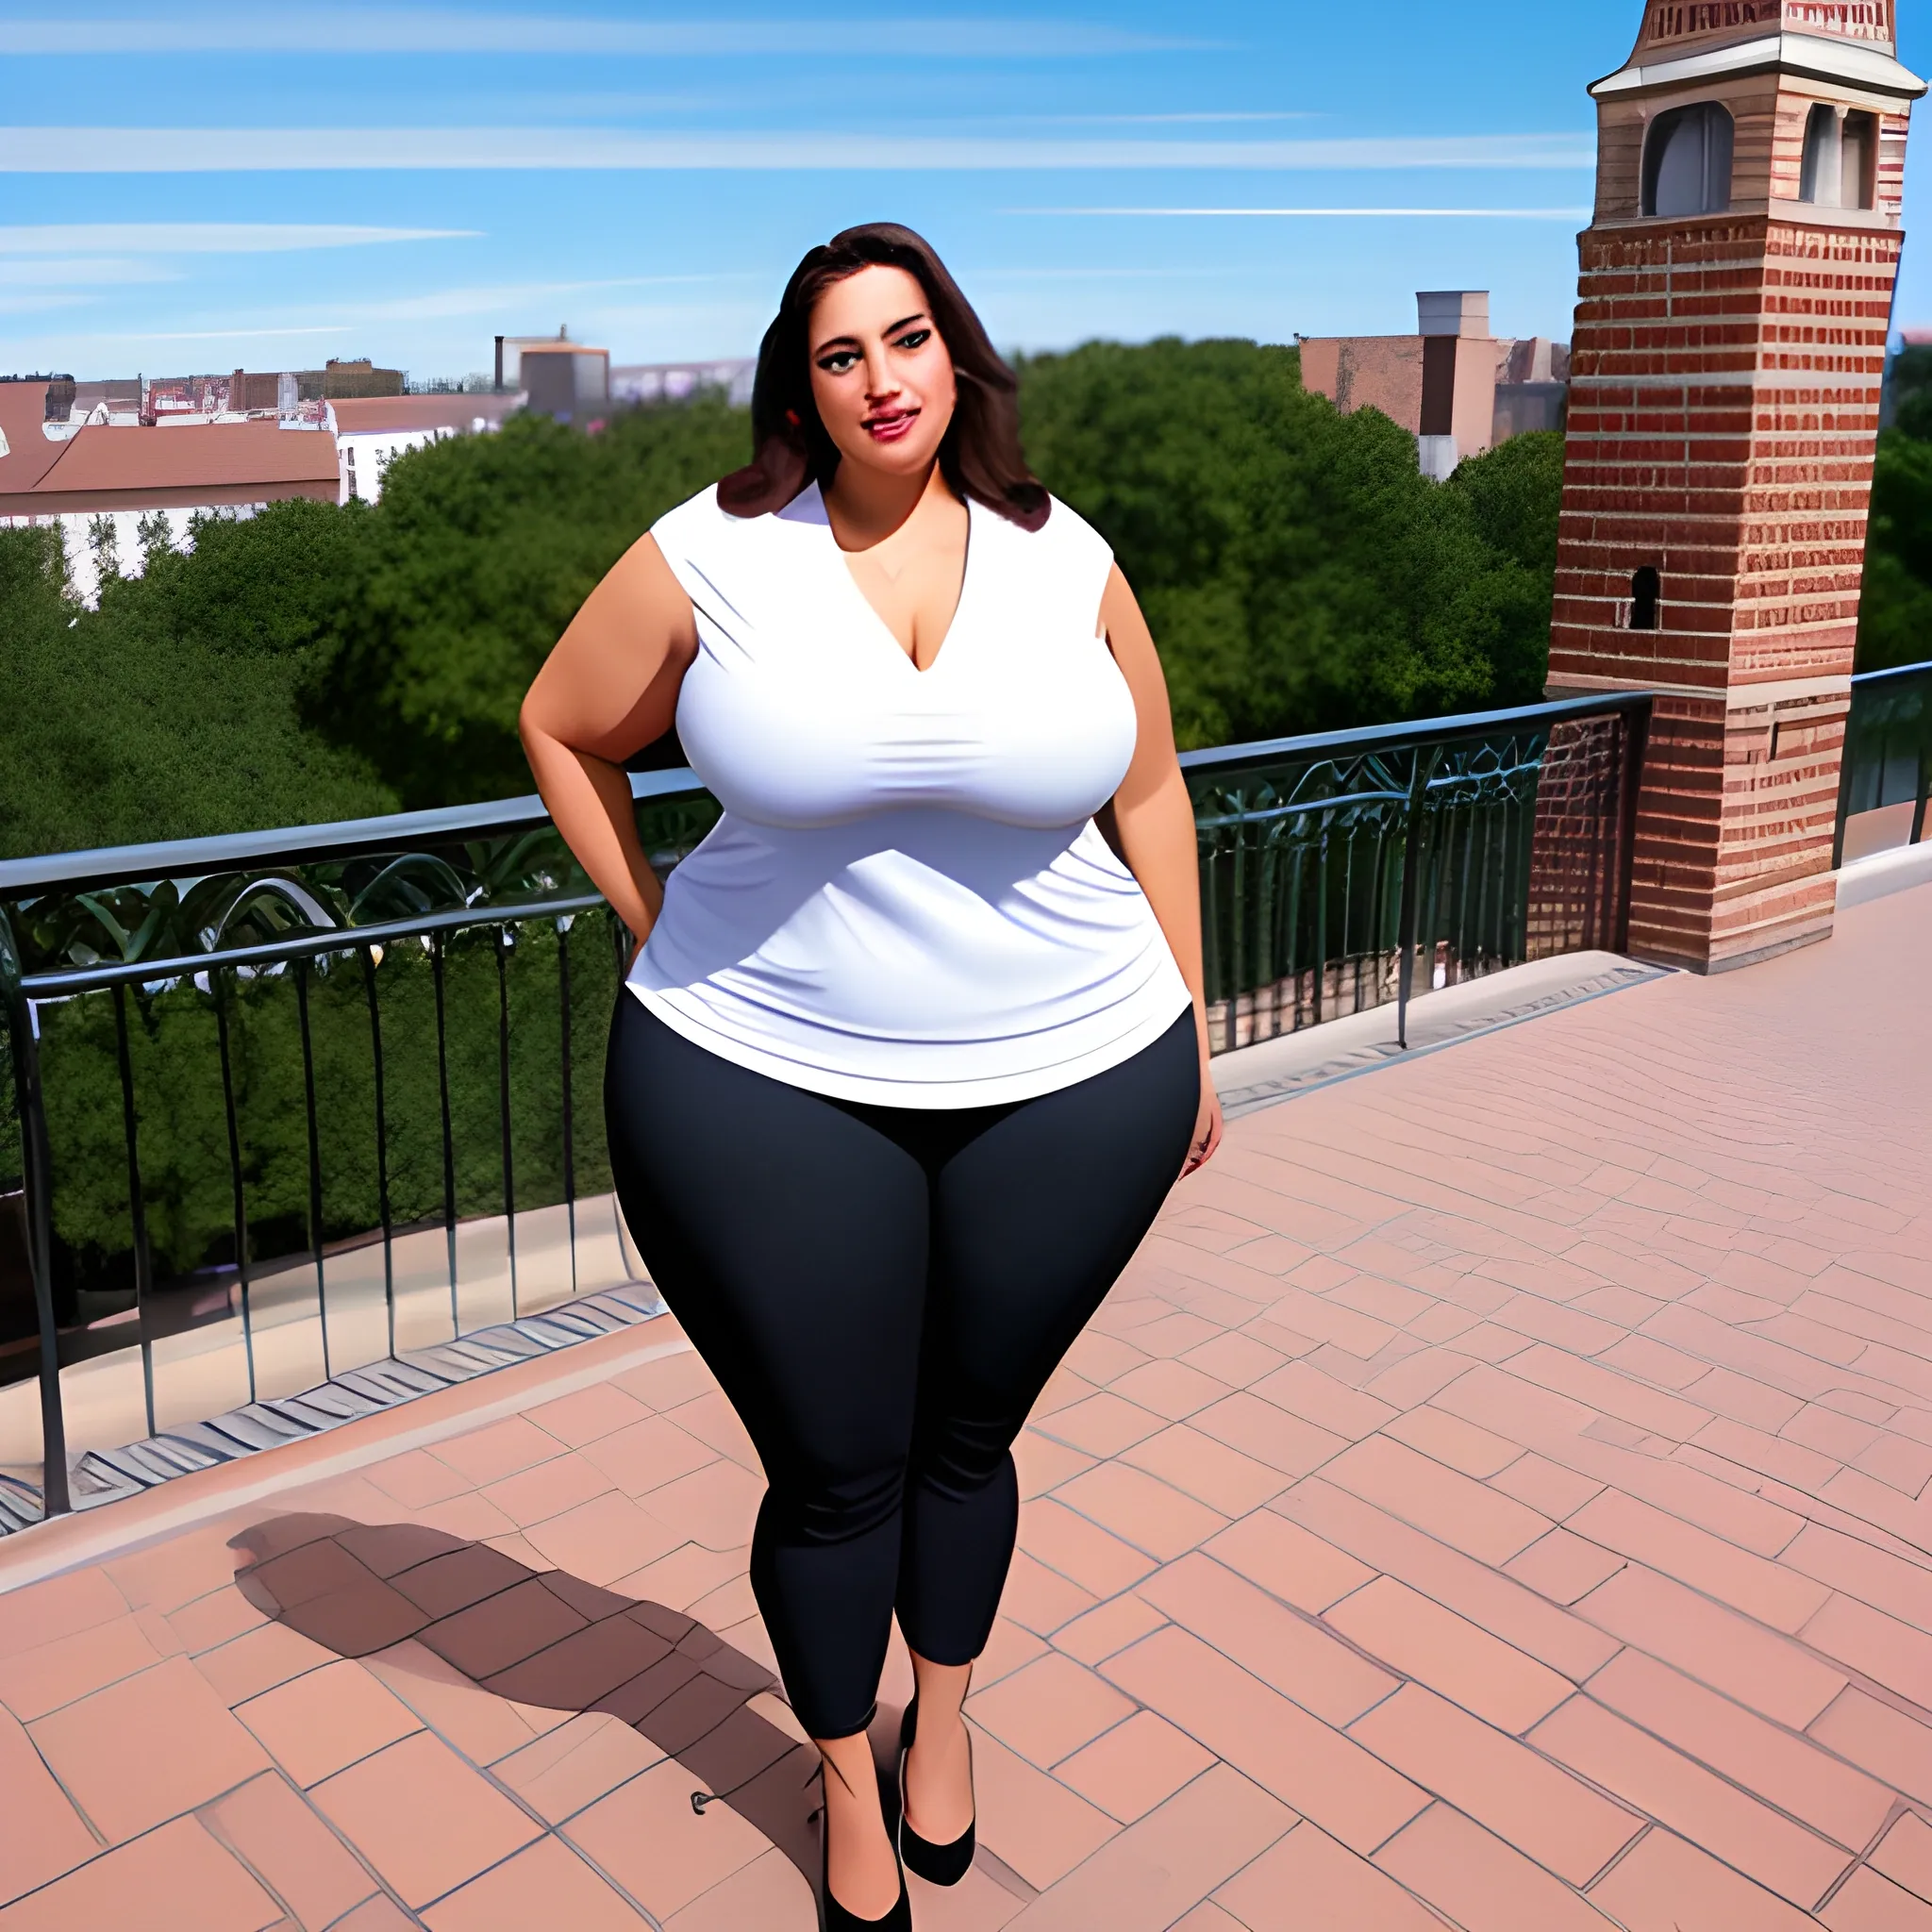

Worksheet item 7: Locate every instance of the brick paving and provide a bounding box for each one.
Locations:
[1,883,1930,1929]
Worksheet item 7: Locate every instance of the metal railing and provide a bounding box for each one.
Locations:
[1835,658,1932,864]
[2,694,1652,1523]
[1184,693,1651,1055]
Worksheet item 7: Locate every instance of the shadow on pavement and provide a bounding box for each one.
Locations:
[228,1511,825,1892]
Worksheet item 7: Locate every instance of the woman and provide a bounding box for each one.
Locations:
[520,223,1222,1930]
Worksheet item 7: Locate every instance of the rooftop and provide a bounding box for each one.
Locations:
[0,876,1926,1928]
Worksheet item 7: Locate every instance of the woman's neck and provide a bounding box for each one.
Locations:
[824,458,959,553]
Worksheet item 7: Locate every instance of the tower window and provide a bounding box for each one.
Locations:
[1800,105,1877,210]
[1630,566,1661,631]
[1642,103,1736,218]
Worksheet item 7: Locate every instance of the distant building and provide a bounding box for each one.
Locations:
[519,341,609,425]
[331,391,522,505]
[0,376,339,604]
[612,358,757,408]
[1298,292,1571,479]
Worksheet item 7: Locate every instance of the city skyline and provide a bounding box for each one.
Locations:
[2,2,1928,382]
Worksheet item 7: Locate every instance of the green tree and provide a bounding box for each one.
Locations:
[1857,427,1932,673]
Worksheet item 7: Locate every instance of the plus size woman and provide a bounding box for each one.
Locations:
[520,224,1222,1929]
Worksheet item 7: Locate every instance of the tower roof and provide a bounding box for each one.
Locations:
[1593,0,1924,99]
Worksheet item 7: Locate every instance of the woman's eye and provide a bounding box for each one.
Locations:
[893,329,932,352]
[817,351,859,374]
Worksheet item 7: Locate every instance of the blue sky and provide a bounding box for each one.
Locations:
[4,2,1930,383]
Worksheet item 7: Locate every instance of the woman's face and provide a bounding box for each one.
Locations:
[807,264,957,480]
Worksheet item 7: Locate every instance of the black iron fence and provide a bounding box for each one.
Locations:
[1184,693,1651,1054]
[1835,658,1932,863]
[2,695,1651,1524]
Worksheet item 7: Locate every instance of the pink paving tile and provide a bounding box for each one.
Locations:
[972,1613,1048,1692]
[30,1655,271,1844]
[1489,1449,1604,1519]
[1808,1690,1932,1807]
[1064,1327,1153,1386]
[1189,1391,1349,1477]
[1137,1552,1397,1726]
[1348,1684,1640,1885]
[1051,1462,1229,1563]
[0,1815,281,1932]
[1250,1361,1399,1441]
[564,1756,771,1920]
[309,1730,541,1909]
[526,1380,655,1449]
[1101,1625,1428,1856]
[1011,1429,1095,1502]
[365,1448,476,1509]
[967,1652,1138,1770]
[1169,1905,1245,1932]
[1572,1564,1846,1729]
[1586,1826,1819,1931]
[1052,1709,1217,1824]
[330,1894,420,1930]
[168,1586,268,1657]
[1274,1479,1618,1681]
[1504,1341,1715,1441]
[1873,1813,1932,1905]
[1029,1362,1101,1420]
[358,1648,545,1770]
[577,1414,720,1498]
[966,1720,1122,1890]
[0,1614,165,1724]
[1586,1648,1893,1852]
[1180,1330,1290,1389]
[1017,1498,1158,1598]
[1030,1391,1169,1457]
[1381,1405,1522,1479]
[491,1709,667,1826]
[1783,1525,1932,1634]
[201,1769,380,1929]
[1052,1594,1169,1668]
[0,1566,128,1662]
[430,1416,563,1486]
[994,1550,1099,1638]
[1123,1309,1229,1359]
[633,1458,762,1553]
[479,1453,614,1529]
[423,1831,654,1930]
[1321,1436,1552,1564]
[1804,1594,1932,1711]
[1693,1414,1844,1491]
[1203,1508,1374,1616]
[1108,1357,1234,1423]
[194,1621,333,1707]
[0,1705,99,1907]
[1325,1575,1574,1733]
[1528,1694,1852,1908]
[901,1863,1027,1931]
[519,1489,684,1588]
[235,1657,424,1787]
[1502,1529,1626,1606]
[664,1390,764,1473]
[1213,1820,1449,1932]
[663,1846,817,1930]
[1563,1487,1817,1625]
[1000,1761,1291,1931]
[1118,1424,1289,1518]
[608,1541,743,1614]
[1821,1868,1932,1932]
[1373,1802,1619,1932]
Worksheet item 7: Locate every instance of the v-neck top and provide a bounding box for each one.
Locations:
[625,479,1191,1108]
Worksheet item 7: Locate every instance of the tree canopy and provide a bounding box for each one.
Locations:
[0,341,1573,860]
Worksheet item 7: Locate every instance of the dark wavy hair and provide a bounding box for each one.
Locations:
[717,223,1048,531]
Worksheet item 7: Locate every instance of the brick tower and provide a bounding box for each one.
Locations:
[1549,3,1924,970]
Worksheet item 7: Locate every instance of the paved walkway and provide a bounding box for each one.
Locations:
[2,886,1930,1931]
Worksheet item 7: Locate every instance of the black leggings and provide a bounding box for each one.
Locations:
[603,996,1197,1739]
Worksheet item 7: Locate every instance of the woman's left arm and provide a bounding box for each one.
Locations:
[1100,563,1223,1176]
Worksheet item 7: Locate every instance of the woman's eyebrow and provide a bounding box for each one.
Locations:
[810,332,861,357]
[886,312,930,334]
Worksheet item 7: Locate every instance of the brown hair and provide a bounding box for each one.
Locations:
[717,222,1049,531]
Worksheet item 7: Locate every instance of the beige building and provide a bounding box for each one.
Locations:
[1299,291,1570,479]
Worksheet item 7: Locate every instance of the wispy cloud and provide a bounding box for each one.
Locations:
[349,273,758,322]
[1014,205,1594,218]
[0,222,479,252]
[2,10,1202,57]
[0,256,178,284]
[75,324,354,341]
[0,128,1594,173]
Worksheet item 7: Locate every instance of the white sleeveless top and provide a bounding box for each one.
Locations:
[625,479,1191,1108]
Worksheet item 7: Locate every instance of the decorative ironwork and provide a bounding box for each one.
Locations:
[1184,694,1651,1056]
[1,701,1651,1524]
[1835,658,1932,864]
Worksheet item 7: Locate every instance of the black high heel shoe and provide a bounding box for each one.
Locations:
[817,1770,911,1932]
[897,1697,976,1887]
